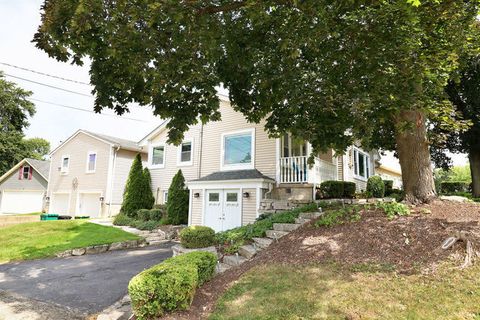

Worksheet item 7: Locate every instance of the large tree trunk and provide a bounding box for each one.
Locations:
[469,149,480,198]
[395,109,436,204]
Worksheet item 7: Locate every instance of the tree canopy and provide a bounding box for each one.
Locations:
[0,73,37,175]
[34,0,480,202]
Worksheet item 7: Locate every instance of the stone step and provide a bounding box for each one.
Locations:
[215,262,231,274]
[223,254,248,267]
[299,211,323,219]
[238,245,257,259]
[295,217,311,225]
[273,223,301,232]
[265,230,289,240]
[253,237,273,249]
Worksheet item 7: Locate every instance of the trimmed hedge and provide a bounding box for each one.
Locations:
[137,209,151,221]
[440,181,470,194]
[113,213,134,226]
[383,180,394,196]
[367,176,385,198]
[150,208,165,221]
[319,181,357,198]
[180,226,216,249]
[128,251,216,319]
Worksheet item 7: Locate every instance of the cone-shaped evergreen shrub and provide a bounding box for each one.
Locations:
[167,170,189,225]
[143,167,155,209]
[121,154,148,217]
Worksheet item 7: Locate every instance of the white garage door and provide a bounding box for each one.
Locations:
[78,193,101,218]
[50,193,70,215]
[0,191,44,214]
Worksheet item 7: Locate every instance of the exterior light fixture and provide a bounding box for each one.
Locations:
[194,192,200,198]
[243,192,250,198]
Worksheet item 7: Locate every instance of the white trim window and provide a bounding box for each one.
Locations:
[177,140,193,166]
[21,165,31,180]
[221,128,255,171]
[163,191,168,204]
[149,144,165,168]
[353,147,371,180]
[86,152,97,173]
[61,155,70,174]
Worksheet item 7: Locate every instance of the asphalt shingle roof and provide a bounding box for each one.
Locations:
[83,130,144,152]
[192,169,275,182]
[26,158,50,179]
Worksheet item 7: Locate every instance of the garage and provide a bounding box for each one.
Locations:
[204,189,242,232]
[78,193,102,218]
[50,193,70,215]
[0,190,45,214]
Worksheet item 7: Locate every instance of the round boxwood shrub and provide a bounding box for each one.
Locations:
[383,180,394,196]
[319,181,344,198]
[137,209,151,221]
[150,208,165,221]
[367,176,385,198]
[113,213,133,226]
[180,226,216,249]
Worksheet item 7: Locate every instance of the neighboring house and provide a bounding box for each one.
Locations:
[0,158,50,214]
[47,130,146,218]
[140,95,378,232]
[377,164,403,189]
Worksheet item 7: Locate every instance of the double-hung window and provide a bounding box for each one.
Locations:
[20,165,31,180]
[221,129,254,170]
[150,144,165,168]
[86,152,97,173]
[61,156,70,174]
[353,148,370,180]
[177,140,193,166]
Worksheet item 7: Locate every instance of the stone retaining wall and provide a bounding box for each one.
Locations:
[55,239,147,258]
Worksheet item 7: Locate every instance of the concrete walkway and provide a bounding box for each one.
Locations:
[0,243,173,318]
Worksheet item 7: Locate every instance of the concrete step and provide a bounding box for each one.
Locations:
[299,211,323,219]
[253,237,273,249]
[273,223,301,232]
[295,217,311,225]
[216,262,231,274]
[223,254,248,267]
[265,230,289,240]
[238,245,257,259]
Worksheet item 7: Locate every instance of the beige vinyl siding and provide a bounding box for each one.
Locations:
[149,124,202,204]
[190,189,203,225]
[111,150,147,205]
[48,132,111,214]
[200,101,276,178]
[318,150,334,163]
[242,188,257,225]
[0,169,47,191]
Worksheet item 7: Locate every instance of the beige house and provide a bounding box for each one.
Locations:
[376,165,403,189]
[47,130,146,218]
[140,95,377,232]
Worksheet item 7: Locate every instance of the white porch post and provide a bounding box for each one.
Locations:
[275,138,281,185]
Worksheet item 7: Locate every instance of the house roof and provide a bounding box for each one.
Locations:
[50,129,144,155]
[191,169,275,182]
[0,158,50,184]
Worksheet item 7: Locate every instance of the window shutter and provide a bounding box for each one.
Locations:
[18,166,23,180]
[29,166,33,180]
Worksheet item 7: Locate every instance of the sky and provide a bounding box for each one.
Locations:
[0,0,468,169]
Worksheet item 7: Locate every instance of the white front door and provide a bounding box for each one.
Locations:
[204,189,242,232]
[78,193,101,218]
[0,191,44,214]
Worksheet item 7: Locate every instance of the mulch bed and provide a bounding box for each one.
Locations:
[163,200,480,319]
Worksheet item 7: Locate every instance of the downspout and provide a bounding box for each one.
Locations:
[108,146,120,218]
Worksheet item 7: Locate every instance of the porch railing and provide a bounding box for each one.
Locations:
[279,156,308,183]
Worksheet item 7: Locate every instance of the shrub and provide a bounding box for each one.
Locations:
[165,251,217,285]
[137,209,151,221]
[343,182,357,198]
[320,181,344,198]
[315,205,366,227]
[150,208,165,221]
[134,220,161,231]
[113,213,134,226]
[167,170,189,225]
[375,201,410,219]
[180,226,216,249]
[440,181,470,194]
[129,262,198,320]
[143,168,156,209]
[153,204,167,210]
[383,180,394,195]
[367,176,385,198]
[121,154,154,218]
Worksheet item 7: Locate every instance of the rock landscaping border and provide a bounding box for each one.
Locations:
[55,239,147,258]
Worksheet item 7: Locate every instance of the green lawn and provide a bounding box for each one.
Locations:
[0,220,140,263]
[210,263,480,320]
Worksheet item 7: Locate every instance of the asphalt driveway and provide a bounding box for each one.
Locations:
[0,243,173,318]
